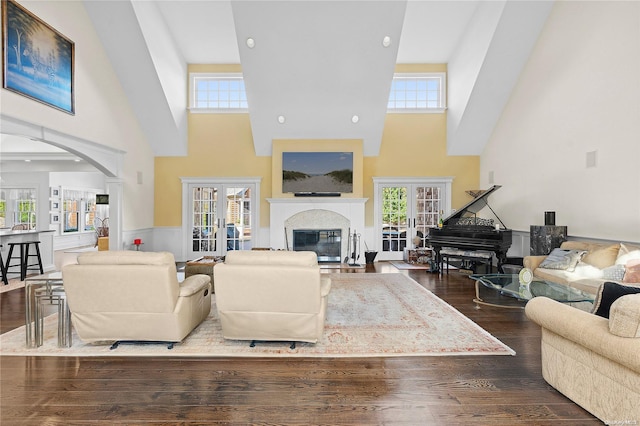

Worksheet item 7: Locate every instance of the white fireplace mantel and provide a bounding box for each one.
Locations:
[267,198,367,255]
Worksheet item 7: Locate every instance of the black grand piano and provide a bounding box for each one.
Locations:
[427,185,512,272]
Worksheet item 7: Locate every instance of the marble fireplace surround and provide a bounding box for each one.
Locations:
[268,198,367,261]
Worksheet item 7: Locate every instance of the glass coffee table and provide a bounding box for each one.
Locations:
[469,274,595,309]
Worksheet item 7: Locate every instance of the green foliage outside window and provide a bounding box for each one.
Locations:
[382,187,407,225]
[16,199,36,228]
[0,199,5,228]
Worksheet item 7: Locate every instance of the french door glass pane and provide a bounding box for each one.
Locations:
[382,187,407,252]
[192,187,217,253]
[415,186,441,247]
[224,187,252,251]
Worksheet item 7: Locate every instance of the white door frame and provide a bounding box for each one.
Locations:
[373,177,453,260]
[181,177,261,260]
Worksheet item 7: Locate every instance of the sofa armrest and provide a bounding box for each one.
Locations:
[523,255,547,271]
[525,297,640,374]
[179,274,211,297]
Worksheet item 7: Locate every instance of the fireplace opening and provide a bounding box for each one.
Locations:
[293,229,341,263]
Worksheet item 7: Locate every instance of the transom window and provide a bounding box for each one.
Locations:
[189,73,248,112]
[388,73,446,112]
[188,72,446,113]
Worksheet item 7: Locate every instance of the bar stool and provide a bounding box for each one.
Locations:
[0,244,8,285]
[34,285,72,348]
[5,241,44,281]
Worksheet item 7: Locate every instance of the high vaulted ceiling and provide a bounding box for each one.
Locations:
[82,0,554,158]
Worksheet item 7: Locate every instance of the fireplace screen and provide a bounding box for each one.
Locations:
[293,229,342,263]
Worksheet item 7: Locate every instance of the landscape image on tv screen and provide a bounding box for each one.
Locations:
[282,152,353,193]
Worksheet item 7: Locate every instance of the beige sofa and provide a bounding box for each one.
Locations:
[524,241,640,295]
[213,250,331,345]
[526,296,640,423]
[63,251,212,344]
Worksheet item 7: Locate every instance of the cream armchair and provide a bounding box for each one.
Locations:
[213,250,331,346]
[62,251,211,346]
[526,296,640,423]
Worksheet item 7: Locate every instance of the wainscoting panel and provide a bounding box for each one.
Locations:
[122,228,154,252]
[507,230,530,258]
[151,227,182,260]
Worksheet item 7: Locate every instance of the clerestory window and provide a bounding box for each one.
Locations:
[189,73,248,112]
[188,72,446,113]
[388,73,446,112]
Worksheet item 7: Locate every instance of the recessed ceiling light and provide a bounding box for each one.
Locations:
[382,36,391,48]
[351,115,359,124]
[246,37,255,49]
[277,115,286,124]
[24,159,31,162]
[74,159,81,162]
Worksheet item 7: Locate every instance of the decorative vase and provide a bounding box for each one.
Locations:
[544,211,556,226]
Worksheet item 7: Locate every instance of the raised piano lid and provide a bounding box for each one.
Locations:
[442,185,503,225]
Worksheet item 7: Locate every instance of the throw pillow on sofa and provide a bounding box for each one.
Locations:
[539,248,585,272]
[572,262,626,281]
[582,244,620,269]
[615,243,640,265]
[623,259,640,284]
[602,264,626,281]
[592,281,640,319]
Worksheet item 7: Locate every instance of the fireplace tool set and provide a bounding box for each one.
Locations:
[345,229,361,266]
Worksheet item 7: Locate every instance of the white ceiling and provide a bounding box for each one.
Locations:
[2,0,554,169]
[154,1,480,66]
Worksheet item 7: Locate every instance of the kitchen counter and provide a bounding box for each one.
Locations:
[0,229,56,275]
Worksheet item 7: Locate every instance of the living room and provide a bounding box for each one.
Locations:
[1,0,639,424]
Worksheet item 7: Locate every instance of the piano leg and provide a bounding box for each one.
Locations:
[496,251,508,273]
[433,247,442,274]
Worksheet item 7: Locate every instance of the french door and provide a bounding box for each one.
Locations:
[373,177,452,260]
[182,178,260,260]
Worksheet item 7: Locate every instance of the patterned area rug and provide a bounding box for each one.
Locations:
[0,273,514,357]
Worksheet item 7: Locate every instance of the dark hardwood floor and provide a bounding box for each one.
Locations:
[0,263,599,425]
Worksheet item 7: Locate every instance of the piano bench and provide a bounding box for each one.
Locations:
[440,249,494,274]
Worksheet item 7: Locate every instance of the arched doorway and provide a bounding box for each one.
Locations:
[1,114,125,250]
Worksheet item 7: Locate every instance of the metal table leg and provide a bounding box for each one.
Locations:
[24,274,63,347]
[34,285,70,348]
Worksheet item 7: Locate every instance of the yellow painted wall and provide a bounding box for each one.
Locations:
[155,112,272,227]
[364,113,479,225]
[155,64,479,228]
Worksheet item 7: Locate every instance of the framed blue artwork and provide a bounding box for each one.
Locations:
[2,0,75,114]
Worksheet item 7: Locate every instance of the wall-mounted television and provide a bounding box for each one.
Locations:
[282,152,353,194]
[96,194,109,205]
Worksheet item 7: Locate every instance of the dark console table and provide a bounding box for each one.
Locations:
[530,225,568,256]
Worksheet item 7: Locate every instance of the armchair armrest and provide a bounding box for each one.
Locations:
[179,274,211,297]
[525,297,640,373]
[320,276,332,297]
[524,255,547,271]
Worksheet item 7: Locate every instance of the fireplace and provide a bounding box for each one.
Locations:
[293,229,342,263]
[268,197,367,260]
